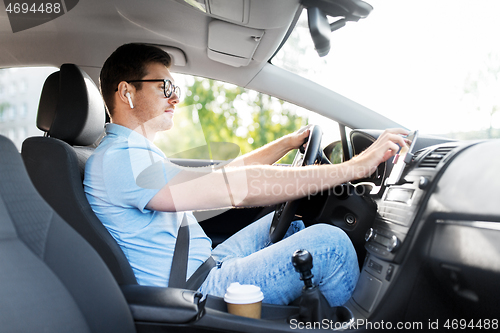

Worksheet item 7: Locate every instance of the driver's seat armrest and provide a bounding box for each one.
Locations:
[120,285,203,324]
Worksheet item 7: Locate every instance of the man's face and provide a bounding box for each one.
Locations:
[132,62,179,132]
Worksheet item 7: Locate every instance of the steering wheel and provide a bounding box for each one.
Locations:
[269,125,328,243]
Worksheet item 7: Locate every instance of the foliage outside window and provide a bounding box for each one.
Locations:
[155,77,310,165]
[0,67,337,161]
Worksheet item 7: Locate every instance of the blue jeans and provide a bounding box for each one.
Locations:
[198,213,359,306]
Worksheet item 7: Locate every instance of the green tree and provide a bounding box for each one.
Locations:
[246,92,306,163]
[155,77,307,164]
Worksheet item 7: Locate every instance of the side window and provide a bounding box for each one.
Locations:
[154,74,341,164]
[0,67,57,150]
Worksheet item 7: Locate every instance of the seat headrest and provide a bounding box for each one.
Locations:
[37,64,106,146]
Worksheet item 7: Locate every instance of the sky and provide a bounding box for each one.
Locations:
[277,0,500,136]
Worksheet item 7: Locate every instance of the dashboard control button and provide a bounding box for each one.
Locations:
[386,264,394,281]
[368,260,383,274]
[345,213,356,225]
[418,176,429,189]
[365,228,374,242]
[387,235,400,252]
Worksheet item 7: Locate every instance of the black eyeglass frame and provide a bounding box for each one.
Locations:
[123,79,181,99]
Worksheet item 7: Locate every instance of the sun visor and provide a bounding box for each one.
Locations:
[180,0,250,24]
[207,20,264,67]
[153,45,187,67]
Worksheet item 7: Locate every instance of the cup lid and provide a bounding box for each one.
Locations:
[224,282,264,304]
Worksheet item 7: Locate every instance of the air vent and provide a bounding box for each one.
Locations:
[419,146,454,168]
[412,149,426,162]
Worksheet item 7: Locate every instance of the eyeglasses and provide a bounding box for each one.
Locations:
[125,79,181,99]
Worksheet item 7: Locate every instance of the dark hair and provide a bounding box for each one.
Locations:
[100,43,172,117]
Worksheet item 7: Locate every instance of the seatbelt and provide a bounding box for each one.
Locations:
[168,213,190,288]
[168,213,216,290]
[185,256,216,290]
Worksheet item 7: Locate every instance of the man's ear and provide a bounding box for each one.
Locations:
[116,81,135,109]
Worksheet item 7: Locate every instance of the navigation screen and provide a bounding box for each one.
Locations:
[385,130,418,185]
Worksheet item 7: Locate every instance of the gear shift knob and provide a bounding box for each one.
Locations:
[292,249,314,290]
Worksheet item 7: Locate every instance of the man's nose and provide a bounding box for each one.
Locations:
[168,93,180,105]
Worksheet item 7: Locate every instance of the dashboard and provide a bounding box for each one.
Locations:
[313,129,500,326]
[176,127,499,328]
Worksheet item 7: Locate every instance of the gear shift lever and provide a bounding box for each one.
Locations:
[292,249,314,290]
[290,249,341,324]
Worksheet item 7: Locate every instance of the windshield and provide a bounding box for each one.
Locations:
[273,0,500,139]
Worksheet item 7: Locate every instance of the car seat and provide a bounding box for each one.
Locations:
[21,63,137,285]
[0,134,136,332]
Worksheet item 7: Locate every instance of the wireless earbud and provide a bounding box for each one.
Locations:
[126,92,134,109]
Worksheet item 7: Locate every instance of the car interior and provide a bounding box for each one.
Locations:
[1,0,500,332]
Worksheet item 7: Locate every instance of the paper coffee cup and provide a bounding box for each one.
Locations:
[224,282,264,319]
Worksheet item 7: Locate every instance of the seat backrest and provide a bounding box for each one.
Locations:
[0,135,136,333]
[21,63,137,285]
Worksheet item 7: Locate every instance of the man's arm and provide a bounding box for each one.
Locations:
[232,125,311,166]
[146,128,408,212]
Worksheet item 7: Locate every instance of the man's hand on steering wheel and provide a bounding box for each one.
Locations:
[285,125,313,152]
[269,125,328,243]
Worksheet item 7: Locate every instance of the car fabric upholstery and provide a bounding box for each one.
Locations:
[21,63,137,285]
[0,135,136,333]
[36,63,105,146]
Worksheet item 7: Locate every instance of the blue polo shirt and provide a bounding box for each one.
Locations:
[84,123,212,287]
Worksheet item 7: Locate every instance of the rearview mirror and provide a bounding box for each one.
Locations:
[305,0,372,57]
[307,7,332,57]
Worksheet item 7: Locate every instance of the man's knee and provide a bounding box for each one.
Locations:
[306,223,350,242]
[304,224,356,259]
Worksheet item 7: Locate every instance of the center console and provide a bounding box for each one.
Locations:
[348,132,461,322]
[122,282,354,332]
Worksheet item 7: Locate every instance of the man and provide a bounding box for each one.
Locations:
[84,43,407,306]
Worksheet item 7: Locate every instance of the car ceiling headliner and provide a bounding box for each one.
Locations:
[0,0,300,87]
[0,0,402,130]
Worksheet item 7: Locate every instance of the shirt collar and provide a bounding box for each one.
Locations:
[105,123,165,157]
